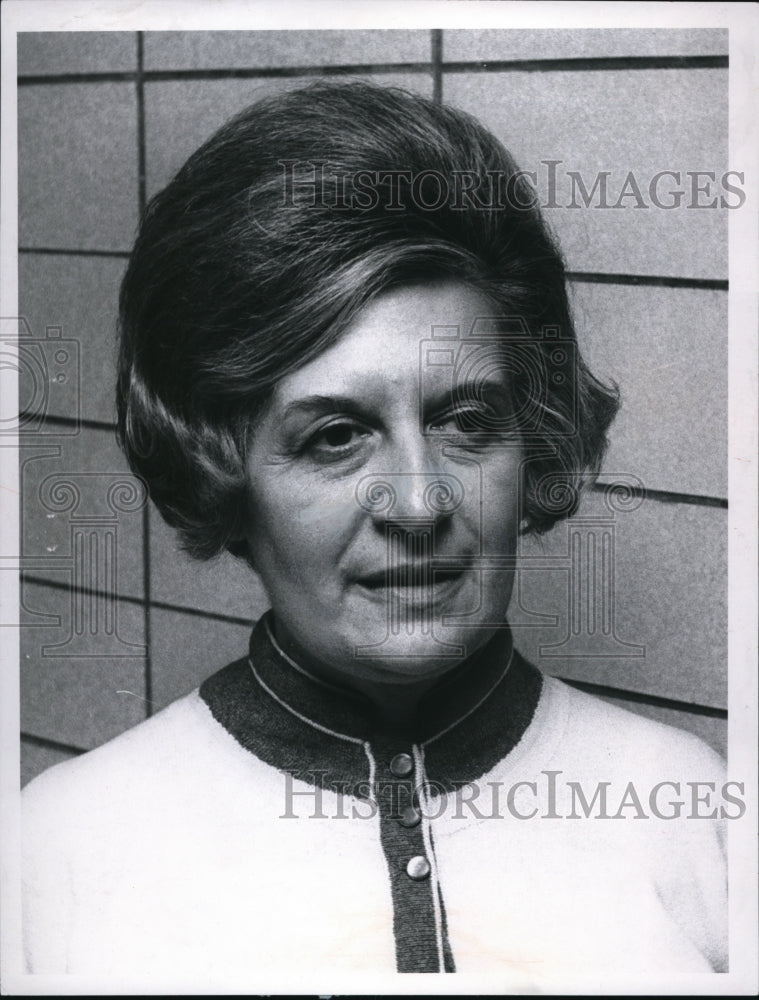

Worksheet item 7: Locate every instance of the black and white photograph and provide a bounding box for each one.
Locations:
[1,0,757,994]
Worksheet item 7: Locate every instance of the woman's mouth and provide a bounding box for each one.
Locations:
[355,563,469,607]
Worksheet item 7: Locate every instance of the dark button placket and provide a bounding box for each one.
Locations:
[371,738,455,973]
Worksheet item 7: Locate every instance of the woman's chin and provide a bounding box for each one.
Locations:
[341,575,509,667]
[350,635,469,679]
[335,608,497,684]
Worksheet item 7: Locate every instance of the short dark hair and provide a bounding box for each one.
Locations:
[117,80,619,560]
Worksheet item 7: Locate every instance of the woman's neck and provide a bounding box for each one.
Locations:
[267,611,498,732]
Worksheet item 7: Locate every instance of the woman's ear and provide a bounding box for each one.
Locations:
[226,482,255,564]
[227,537,253,566]
[517,461,529,535]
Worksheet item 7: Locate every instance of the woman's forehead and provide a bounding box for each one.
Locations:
[269,281,506,404]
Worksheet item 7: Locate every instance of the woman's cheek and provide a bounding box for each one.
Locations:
[280,483,366,553]
[293,502,361,541]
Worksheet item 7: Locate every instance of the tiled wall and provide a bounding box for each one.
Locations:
[17,29,729,785]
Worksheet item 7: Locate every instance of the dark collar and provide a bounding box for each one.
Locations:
[200,612,543,793]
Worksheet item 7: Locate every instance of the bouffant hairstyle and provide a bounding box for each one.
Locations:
[117,80,618,560]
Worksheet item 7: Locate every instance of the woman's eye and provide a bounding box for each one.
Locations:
[430,408,494,435]
[305,421,369,461]
[320,424,354,447]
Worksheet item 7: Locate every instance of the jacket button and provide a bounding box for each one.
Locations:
[399,806,421,828]
[390,753,413,777]
[406,855,431,881]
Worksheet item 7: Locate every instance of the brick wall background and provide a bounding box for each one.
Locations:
[17,28,729,785]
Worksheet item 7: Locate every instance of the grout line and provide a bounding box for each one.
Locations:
[142,65,434,81]
[439,55,728,74]
[135,31,153,718]
[431,29,443,103]
[17,64,434,86]
[19,72,139,85]
[560,677,727,719]
[18,413,117,432]
[136,33,147,217]
[21,732,88,756]
[589,483,727,510]
[567,271,727,292]
[142,529,154,717]
[22,575,258,628]
[18,246,131,259]
[16,54,727,88]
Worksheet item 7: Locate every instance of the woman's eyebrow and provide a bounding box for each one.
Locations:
[279,378,511,421]
[424,374,510,410]
[279,394,361,420]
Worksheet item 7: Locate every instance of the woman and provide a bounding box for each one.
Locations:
[22,81,727,979]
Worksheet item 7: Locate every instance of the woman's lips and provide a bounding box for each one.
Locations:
[354,564,470,605]
[357,566,462,587]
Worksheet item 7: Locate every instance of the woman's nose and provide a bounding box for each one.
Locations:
[355,450,464,524]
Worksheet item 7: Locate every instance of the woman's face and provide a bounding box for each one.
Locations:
[244,281,524,691]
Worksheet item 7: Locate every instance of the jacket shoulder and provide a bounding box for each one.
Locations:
[548,676,725,779]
